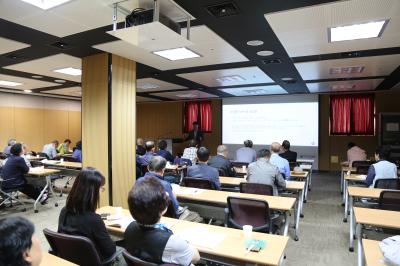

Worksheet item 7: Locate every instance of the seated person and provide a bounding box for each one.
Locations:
[181,139,198,163]
[3,139,16,156]
[269,142,290,180]
[21,143,32,167]
[208,145,236,177]
[0,216,42,266]
[125,176,200,265]
[57,139,72,155]
[279,140,297,163]
[347,142,367,167]
[235,140,256,163]
[247,149,286,195]
[72,141,82,162]
[58,167,116,260]
[138,141,156,166]
[156,140,174,163]
[2,143,47,203]
[136,138,146,156]
[187,147,221,190]
[365,146,398,188]
[42,140,59,159]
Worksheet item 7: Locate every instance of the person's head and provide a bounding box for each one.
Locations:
[257,149,271,160]
[375,146,391,161]
[192,121,199,131]
[10,143,23,156]
[145,141,155,152]
[244,140,253,148]
[75,141,82,150]
[137,138,144,147]
[66,167,105,214]
[197,147,210,163]
[282,140,291,151]
[7,139,16,147]
[188,139,198,148]
[63,139,71,146]
[158,140,167,151]
[270,142,281,154]
[128,176,169,226]
[21,143,28,155]
[148,156,167,175]
[217,145,228,158]
[51,140,59,148]
[0,216,42,266]
[347,142,356,149]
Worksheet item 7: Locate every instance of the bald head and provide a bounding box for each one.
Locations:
[217,145,228,158]
[270,142,281,153]
[137,138,144,146]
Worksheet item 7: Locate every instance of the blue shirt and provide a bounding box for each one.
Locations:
[187,163,221,190]
[270,153,290,179]
[72,149,82,162]
[138,152,154,166]
[156,150,174,163]
[236,147,257,163]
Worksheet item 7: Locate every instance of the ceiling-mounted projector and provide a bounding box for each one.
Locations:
[125,8,181,34]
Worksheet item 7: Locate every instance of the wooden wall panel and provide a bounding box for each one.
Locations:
[0,107,15,149]
[82,53,109,207]
[14,108,44,152]
[44,110,69,144]
[111,55,136,208]
[68,111,82,144]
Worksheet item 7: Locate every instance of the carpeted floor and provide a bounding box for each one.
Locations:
[1,172,377,266]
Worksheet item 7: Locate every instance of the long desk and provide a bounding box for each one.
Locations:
[297,159,314,189]
[98,206,289,266]
[354,207,400,266]
[174,186,296,239]
[43,160,82,169]
[362,239,387,266]
[41,252,77,266]
[341,166,357,197]
[343,174,367,222]
[290,171,310,202]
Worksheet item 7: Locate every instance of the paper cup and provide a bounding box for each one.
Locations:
[242,165,246,172]
[243,225,253,239]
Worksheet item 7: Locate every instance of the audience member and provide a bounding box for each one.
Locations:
[72,141,82,162]
[57,139,72,155]
[138,141,156,166]
[365,146,398,187]
[185,121,204,145]
[58,167,116,260]
[247,149,286,195]
[42,140,59,159]
[0,216,42,266]
[270,142,290,179]
[279,140,297,163]
[182,139,198,163]
[156,140,174,163]
[236,140,256,163]
[347,142,367,167]
[126,176,200,265]
[187,147,220,189]
[3,139,16,156]
[21,143,32,167]
[208,145,236,177]
[136,138,146,156]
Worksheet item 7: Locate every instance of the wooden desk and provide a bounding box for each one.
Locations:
[41,252,77,266]
[98,206,289,266]
[26,155,46,161]
[290,171,310,202]
[43,160,82,169]
[343,174,367,222]
[354,207,400,266]
[341,166,357,197]
[296,159,314,164]
[362,239,387,266]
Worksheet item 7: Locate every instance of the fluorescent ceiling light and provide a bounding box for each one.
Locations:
[137,83,160,90]
[0,80,23,86]
[24,89,32,93]
[54,67,82,76]
[152,47,200,61]
[216,75,246,84]
[20,0,73,10]
[329,20,387,42]
[177,93,198,98]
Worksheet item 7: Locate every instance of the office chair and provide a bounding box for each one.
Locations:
[378,190,400,211]
[37,152,50,159]
[122,250,177,266]
[218,168,227,177]
[240,183,273,196]
[182,177,213,189]
[0,178,27,212]
[356,165,370,175]
[289,161,299,171]
[352,160,373,168]
[231,162,249,168]
[0,152,7,159]
[225,196,272,233]
[43,228,123,266]
[374,178,400,190]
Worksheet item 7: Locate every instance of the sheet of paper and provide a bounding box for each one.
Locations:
[172,185,203,195]
[176,227,225,249]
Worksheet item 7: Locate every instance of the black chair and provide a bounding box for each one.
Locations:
[378,190,400,211]
[289,162,299,171]
[63,156,78,162]
[43,228,123,266]
[30,161,43,167]
[0,152,8,159]
[374,178,400,190]
[38,152,49,160]
[356,165,370,175]
[122,250,177,266]
[240,182,273,196]
[218,168,227,177]
[182,177,213,189]
[231,162,249,168]
[352,160,373,167]
[0,178,26,212]
[225,196,271,233]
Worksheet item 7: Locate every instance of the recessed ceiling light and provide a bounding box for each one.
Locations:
[24,89,32,93]
[329,20,388,42]
[177,93,198,98]
[152,47,201,61]
[31,75,43,79]
[247,40,264,46]
[330,66,364,74]
[20,0,73,10]
[257,50,274,56]
[137,83,160,90]
[54,79,66,83]
[281,77,296,84]
[331,84,356,90]
[53,67,82,76]
[0,80,23,87]
[216,75,246,84]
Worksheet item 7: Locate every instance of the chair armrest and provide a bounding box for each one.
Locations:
[224,208,229,227]
[101,247,125,265]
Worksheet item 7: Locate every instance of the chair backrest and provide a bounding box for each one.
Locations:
[140,164,149,176]
[374,178,400,190]
[231,162,249,168]
[218,168,227,176]
[289,161,298,171]
[38,152,50,159]
[174,157,192,166]
[356,165,370,175]
[378,190,400,211]
[352,160,372,167]
[182,177,213,189]
[43,228,102,266]
[30,161,43,167]
[240,182,273,196]
[227,196,270,228]
[63,156,78,162]
[123,250,177,266]
[0,152,8,159]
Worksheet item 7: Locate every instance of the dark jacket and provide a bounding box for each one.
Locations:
[136,145,146,156]
[1,155,29,189]
[156,150,174,163]
[186,130,204,144]
[208,154,236,177]
[279,150,297,163]
[188,163,221,189]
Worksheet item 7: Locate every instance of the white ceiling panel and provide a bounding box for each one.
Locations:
[4,53,81,82]
[0,37,30,55]
[44,86,82,97]
[136,96,161,102]
[150,90,218,100]
[136,78,186,92]
[265,0,400,57]
[219,85,287,96]
[306,79,384,93]
[177,66,273,87]
[0,74,60,90]
[93,25,248,70]
[296,54,400,80]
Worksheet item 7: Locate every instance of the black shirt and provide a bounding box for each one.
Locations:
[136,145,146,156]
[2,155,29,189]
[280,150,298,163]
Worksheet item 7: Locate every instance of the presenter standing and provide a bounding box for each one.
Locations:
[185,121,204,146]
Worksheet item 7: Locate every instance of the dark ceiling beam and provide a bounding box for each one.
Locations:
[375,66,400,91]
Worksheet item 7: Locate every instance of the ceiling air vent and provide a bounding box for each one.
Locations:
[50,41,71,50]
[331,84,356,90]
[329,66,364,74]
[262,58,281,65]
[206,2,239,18]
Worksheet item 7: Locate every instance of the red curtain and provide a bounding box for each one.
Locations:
[351,95,374,135]
[183,101,199,132]
[330,95,351,134]
[183,101,212,133]
[199,101,212,132]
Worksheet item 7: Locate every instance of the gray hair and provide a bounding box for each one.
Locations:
[7,139,16,146]
[217,145,227,155]
[145,141,155,151]
[148,156,167,173]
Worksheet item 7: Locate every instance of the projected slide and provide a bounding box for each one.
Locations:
[223,101,319,146]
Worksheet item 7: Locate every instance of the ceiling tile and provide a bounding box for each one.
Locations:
[136,96,161,102]
[150,90,218,100]
[219,85,287,96]
[306,79,384,93]
[177,66,273,87]
[0,37,30,55]
[136,78,186,92]
[0,74,60,90]
[43,86,81,97]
